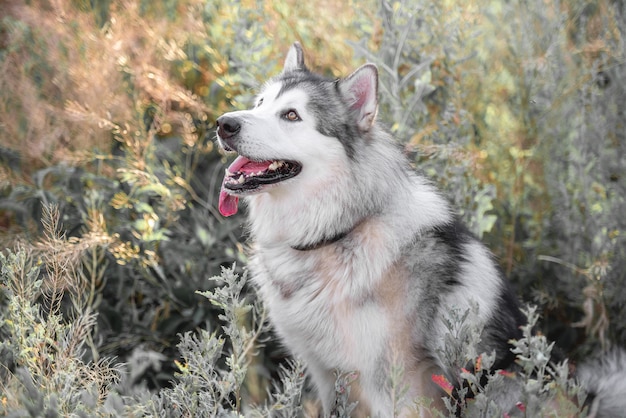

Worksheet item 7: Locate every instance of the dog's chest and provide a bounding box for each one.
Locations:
[250,244,408,369]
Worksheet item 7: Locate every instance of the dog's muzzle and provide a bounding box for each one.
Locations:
[216,115,241,152]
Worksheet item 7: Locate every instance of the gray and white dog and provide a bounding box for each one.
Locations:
[216,42,626,417]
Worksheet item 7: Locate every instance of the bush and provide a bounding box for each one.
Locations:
[0,238,306,416]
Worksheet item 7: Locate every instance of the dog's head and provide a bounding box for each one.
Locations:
[217,42,379,217]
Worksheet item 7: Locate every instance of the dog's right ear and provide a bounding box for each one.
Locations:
[283,42,305,73]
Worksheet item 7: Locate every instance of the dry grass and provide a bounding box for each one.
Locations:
[0,0,373,176]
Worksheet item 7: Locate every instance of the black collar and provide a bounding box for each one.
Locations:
[291,229,351,251]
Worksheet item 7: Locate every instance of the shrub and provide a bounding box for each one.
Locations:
[0,209,121,416]
[0,235,306,416]
[431,305,585,417]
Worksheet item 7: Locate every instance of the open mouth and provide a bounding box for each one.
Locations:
[223,157,301,192]
[219,156,302,217]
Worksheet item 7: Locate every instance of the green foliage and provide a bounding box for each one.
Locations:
[430,305,584,417]
[131,266,305,417]
[0,242,121,416]
[330,371,360,417]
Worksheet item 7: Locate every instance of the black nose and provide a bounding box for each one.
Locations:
[216,115,241,140]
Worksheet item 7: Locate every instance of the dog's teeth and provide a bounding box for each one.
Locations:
[267,160,286,171]
[237,175,245,184]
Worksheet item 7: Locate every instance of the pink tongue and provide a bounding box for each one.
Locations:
[218,190,239,217]
[218,156,272,217]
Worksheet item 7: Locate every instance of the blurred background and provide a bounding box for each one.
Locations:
[1,0,624,414]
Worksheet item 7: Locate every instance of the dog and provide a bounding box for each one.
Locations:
[216,42,626,417]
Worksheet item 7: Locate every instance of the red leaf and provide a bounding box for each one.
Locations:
[498,370,516,378]
[432,374,454,396]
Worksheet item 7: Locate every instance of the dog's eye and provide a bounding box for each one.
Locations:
[283,109,301,122]
[256,98,264,107]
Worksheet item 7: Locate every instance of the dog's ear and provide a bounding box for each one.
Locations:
[338,64,379,132]
[283,42,305,73]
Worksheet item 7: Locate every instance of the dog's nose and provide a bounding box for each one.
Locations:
[216,115,241,140]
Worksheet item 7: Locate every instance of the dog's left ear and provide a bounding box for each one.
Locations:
[283,42,306,73]
[338,64,378,132]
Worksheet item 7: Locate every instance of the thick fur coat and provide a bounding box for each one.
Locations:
[216,43,625,417]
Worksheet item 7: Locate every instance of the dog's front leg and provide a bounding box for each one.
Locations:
[305,361,337,417]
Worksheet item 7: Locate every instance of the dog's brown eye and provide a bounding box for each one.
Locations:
[284,110,300,121]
